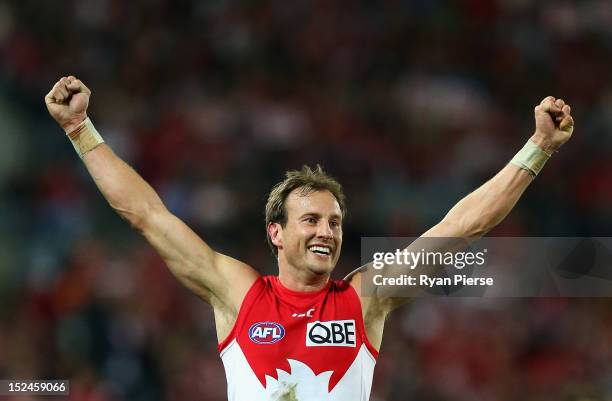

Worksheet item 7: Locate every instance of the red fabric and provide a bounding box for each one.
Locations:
[219,275,378,392]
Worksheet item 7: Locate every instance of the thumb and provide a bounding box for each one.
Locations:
[559,115,574,133]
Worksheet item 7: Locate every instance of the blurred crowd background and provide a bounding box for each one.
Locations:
[1,0,612,400]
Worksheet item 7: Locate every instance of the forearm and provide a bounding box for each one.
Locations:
[380,96,574,312]
[82,143,165,229]
[435,163,532,238]
[427,125,568,239]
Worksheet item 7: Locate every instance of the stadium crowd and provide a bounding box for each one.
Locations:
[1,0,612,400]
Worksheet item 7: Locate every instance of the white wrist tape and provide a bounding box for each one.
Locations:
[66,118,104,158]
[510,139,551,178]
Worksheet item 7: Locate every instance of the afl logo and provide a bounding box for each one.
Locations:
[248,322,285,344]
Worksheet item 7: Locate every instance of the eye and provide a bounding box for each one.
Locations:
[305,217,317,224]
[330,220,340,228]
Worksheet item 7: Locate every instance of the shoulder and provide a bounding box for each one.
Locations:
[342,270,379,316]
[343,265,367,299]
[330,277,353,292]
[345,267,397,317]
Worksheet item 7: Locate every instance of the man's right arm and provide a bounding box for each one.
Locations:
[45,76,259,313]
[82,144,259,310]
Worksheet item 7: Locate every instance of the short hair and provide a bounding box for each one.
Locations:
[265,165,346,256]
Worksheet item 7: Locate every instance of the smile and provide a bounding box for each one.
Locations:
[308,245,331,256]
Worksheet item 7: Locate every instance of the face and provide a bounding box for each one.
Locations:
[269,189,343,276]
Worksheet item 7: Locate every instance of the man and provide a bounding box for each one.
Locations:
[45,76,574,400]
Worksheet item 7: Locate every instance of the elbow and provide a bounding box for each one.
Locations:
[465,224,490,239]
[440,216,493,239]
[463,217,499,239]
[110,200,166,233]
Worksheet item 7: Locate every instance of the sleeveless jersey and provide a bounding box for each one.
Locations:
[218,275,379,401]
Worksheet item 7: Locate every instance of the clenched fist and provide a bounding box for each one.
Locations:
[45,76,91,133]
[531,96,574,153]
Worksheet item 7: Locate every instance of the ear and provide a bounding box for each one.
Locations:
[268,222,283,249]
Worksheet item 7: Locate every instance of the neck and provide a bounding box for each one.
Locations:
[277,258,330,292]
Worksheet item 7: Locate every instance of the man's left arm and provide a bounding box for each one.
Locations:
[424,96,574,239]
[355,96,574,334]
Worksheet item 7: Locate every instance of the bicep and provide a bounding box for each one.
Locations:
[359,226,472,314]
[421,219,466,239]
[140,207,259,308]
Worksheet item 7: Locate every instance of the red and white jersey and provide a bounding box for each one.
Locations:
[218,275,378,401]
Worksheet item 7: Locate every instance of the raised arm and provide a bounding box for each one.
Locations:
[355,97,574,347]
[44,76,258,315]
[424,96,574,239]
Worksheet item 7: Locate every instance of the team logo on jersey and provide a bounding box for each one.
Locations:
[306,320,356,347]
[249,322,285,344]
[291,308,315,318]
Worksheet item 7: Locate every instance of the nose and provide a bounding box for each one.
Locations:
[316,220,333,239]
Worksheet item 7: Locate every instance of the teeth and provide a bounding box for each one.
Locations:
[309,246,331,255]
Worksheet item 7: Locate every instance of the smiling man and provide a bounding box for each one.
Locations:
[266,171,345,287]
[45,76,574,401]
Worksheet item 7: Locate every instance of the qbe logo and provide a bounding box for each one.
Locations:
[249,322,285,344]
[306,320,356,347]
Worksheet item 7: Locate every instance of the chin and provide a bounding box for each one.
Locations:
[307,262,335,275]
